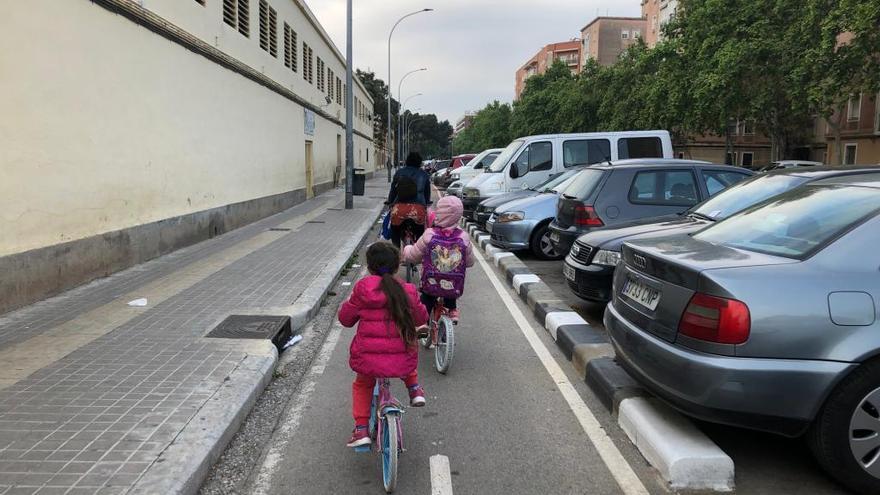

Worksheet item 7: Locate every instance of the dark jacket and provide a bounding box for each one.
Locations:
[387,165,431,205]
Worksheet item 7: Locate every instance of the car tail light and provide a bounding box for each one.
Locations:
[679,293,750,344]
[574,205,604,227]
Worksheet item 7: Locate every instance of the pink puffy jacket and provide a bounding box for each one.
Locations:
[339,275,429,378]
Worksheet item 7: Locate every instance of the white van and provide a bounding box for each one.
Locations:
[461,131,674,217]
[448,148,503,185]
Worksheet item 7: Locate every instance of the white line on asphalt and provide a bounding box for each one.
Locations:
[249,319,344,495]
[474,250,650,495]
[430,455,454,495]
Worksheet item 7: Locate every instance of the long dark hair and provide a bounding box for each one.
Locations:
[366,242,417,346]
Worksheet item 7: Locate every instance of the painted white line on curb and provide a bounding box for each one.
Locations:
[512,274,541,293]
[545,312,589,341]
[250,320,345,495]
[430,455,454,495]
[474,250,649,495]
[492,252,515,267]
[476,234,491,244]
[619,397,735,491]
[484,245,503,257]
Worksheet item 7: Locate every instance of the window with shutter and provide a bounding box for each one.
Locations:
[258,0,268,52]
[223,0,236,27]
[237,0,249,37]
[268,6,277,57]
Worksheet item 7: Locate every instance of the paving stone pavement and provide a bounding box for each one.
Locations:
[0,179,388,494]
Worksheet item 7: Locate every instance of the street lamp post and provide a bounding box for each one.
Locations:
[396,68,427,167]
[400,96,421,160]
[344,0,354,209]
[386,8,433,182]
[405,114,422,158]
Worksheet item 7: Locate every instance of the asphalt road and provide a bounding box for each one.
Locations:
[516,252,853,495]
[246,244,670,495]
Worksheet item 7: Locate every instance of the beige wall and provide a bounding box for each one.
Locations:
[0,0,375,258]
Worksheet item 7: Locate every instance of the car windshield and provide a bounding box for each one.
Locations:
[691,174,807,220]
[695,185,880,259]
[536,169,579,193]
[488,140,525,173]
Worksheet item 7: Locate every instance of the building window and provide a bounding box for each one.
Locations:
[303,43,313,83]
[848,93,862,122]
[844,144,857,165]
[343,84,347,108]
[740,152,754,168]
[336,77,342,105]
[316,57,325,92]
[327,68,333,97]
[195,0,205,5]
[621,30,630,39]
[632,29,641,38]
[223,0,250,37]
[284,24,298,72]
[258,1,277,57]
[725,152,738,166]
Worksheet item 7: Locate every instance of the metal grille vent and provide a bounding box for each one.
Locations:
[206,315,292,350]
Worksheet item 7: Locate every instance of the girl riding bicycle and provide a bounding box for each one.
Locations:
[338,242,429,448]
[403,195,474,323]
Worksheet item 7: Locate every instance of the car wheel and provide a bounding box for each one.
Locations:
[530,224,563,260]
[810,359,880,494]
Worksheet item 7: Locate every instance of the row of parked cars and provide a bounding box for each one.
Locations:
[446,130,880,494]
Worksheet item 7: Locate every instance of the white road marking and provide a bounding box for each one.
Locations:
[430,455,454,495]
[474,250,650,495]
[250,320,344,495]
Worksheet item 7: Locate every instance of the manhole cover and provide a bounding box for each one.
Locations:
[206,315,293,350]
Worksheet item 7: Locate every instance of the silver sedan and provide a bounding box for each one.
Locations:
[606,173,880,494]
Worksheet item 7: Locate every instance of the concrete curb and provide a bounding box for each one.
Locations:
[134,196,385,495]
[463,220,735,492]
[131,341,277,495]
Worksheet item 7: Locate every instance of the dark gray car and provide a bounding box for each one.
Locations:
[606,173,880,494]
[472,169,583,227]
[565,167,880,303]
[548,159,752,254]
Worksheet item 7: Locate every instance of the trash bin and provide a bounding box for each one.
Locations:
[352,168,366,196]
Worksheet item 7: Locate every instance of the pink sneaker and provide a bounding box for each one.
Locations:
[449,309,460,324]
[408,385,426,407]
[346,426,371,448]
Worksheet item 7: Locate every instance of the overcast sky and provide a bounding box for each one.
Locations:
[308,0,641,125]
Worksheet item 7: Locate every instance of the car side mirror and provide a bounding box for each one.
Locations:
[509,165,519,179]
[521,183,530,190]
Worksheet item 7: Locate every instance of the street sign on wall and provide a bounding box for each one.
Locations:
[304,109,316,136]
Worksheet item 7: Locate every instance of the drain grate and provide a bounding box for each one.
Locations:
[327,208,343,211]
[306,220,326,224]
[206,315,293,350]
[269,227,292,232]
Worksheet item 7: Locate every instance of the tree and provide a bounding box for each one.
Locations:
[510,61,576,137]
[356,69,399,155]
[453,101,514,153]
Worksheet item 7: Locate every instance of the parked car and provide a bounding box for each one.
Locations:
[446,149,502,188]
[471,168,583,226]
[461,131,675,220]
[563,167,879,303]
[435,154,476,188]
[446,180,465,198]
[606,172,880,494]
[485,171,582,259]
[426,159,451,175]
[758,160,823,172]
[548,160,751,255]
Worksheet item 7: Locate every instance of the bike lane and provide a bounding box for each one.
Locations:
[249,242,668,494]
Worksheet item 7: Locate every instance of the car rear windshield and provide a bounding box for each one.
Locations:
[559,169,606,200]
[488,140,524,172]
[694,185,880,259]
[692,174,807,220]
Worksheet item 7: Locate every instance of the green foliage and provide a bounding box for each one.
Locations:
[452,2,875,160]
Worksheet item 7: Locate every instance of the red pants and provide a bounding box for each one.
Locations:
[352,372,419,426]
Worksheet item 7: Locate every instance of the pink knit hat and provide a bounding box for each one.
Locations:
[433,196,464,228]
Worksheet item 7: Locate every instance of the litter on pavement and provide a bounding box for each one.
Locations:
[127,298,148,307]
[282,334,303,350]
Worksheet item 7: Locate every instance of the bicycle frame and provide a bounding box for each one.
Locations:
[354,378,404,454]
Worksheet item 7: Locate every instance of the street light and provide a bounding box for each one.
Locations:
[397,68,427,167]
[386,8,434,182]
[344,0,354,209]
[400,94,422,161]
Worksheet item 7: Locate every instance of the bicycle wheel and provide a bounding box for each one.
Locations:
[434,316,455,374]
[381,414,399,493]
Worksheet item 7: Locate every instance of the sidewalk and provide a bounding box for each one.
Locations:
[0,178,388,494]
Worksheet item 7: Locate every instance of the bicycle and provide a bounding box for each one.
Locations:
[419,297,455,374]
[353,378,405,493]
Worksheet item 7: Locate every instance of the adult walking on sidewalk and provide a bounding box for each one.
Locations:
[386,152,431,248]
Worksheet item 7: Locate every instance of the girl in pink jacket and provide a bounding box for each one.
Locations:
[338,242,429,448]
[403,195,475,323]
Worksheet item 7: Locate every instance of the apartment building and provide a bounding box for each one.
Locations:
[0,0,377,314]
[824,92,880,165]
[455,113,476,137]
[515,40,582,100]
[641,0,679,47]
[580,17,647,66]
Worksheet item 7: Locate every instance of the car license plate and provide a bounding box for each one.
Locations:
[486,222,494,233]
[563,263,576,281]
[550,231,560,243]
[622,277,661,311]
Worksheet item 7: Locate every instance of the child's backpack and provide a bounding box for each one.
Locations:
[421,228,467,299]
